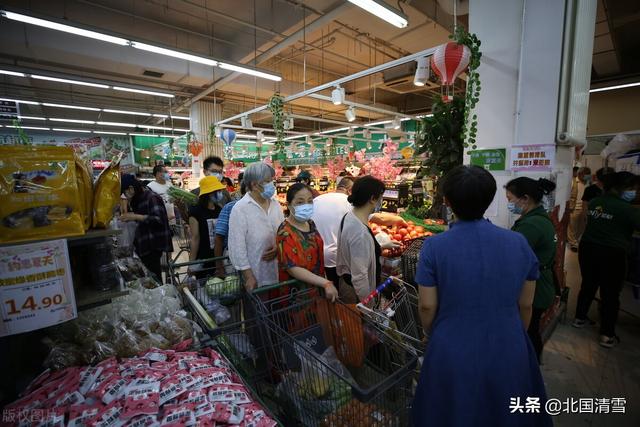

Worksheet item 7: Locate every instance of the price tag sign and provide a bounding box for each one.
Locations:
[0,239,76,337]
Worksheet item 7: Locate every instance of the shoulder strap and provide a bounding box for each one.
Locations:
[339,213,348,233]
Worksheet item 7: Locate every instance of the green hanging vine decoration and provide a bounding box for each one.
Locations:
[208,124,217,144]
[267,93,285,158]
[12,119,31,145]
[451,26,482,150]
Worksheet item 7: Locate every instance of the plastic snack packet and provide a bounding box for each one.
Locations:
[159,403,195,426]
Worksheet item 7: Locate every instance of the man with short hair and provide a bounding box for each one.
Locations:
[147,164,175,224]
[192,156,224,196]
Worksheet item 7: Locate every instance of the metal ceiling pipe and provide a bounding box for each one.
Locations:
[308,94,416,120]
[215,45,437,126]
[288,113,359,127]
[182,2,353,107]
[217,123,307,135]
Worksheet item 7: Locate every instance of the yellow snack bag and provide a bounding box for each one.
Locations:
[92,154,122,228]
[0,145,85,243]
[74,154,93,231]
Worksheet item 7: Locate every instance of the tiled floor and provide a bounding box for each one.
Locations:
[541,250,640,426]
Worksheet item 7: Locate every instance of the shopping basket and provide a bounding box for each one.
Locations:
[355,276,426,357]
[250,281,418,426]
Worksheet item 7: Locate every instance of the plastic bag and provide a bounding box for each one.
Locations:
[601,134,640,160]
[92,153,123,228]
[0,145,84,243]
[205,299,232,324]
[74,153,93,231]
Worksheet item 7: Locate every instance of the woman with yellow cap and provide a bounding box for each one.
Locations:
[188,176,229,277]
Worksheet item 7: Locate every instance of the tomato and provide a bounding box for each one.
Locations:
[407,220,414,226]
[398,228,408,236]
[410,231,418,238]
[393,234,402,241]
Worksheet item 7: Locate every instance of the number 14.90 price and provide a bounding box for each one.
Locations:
[5,295,64,315]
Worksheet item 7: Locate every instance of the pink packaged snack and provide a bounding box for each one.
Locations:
[34,406,66,427]
[122,386,160,420]
[126,414,160,427]
[141,348,174,363]
[86,401,124,427]
[158,377,187,406]
[159,403,195,426]
[102,377,129,405]
[79,367,104,395]
[202,348,227,369]
[207,386,235,403]
[194,412,217,427]
[87,372,117,399]
[170,339,193,352]
[178,390,207,407]
[209,402,244,425]
[148,362,176,375]
[68,403,104,427]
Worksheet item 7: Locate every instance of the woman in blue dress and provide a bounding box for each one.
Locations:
[413,166,552,427]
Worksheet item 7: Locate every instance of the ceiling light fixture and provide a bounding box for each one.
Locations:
[240,116,253,128]
[152,114,169,118]
[130,42,219,67]
[97,121,137,128]
[94,131,127,135]
[130,133,161,137]
[1,97,38,105]
[331,85,345,105]
[173,128,190,132]
[170,115,190,120]
[103,109,151,117]
[414,57,429,86]
[113,86,174,98]
[31,74,109,88]
[346,0,408,28]
[18,115,46,120]
[5,125,50,130]
[257,130,264,142]
[345,106,356,122]
[365,120,393,127]
[392,117,401,130]
[49,118,95,124]
[52,128,91,133]
[0,69,25,77]
[43,102,100,111]
[589,81,640,93]
[0,10,130,45]
[138,125,172,131]
[218,62,282,82]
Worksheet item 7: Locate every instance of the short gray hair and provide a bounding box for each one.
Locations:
[243,162,275,190]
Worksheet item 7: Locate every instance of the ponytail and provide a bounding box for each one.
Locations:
[505,177,556,203]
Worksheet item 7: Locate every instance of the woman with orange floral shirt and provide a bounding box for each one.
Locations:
[277,183,338,302]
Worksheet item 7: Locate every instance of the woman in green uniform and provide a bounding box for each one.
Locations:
[506,177,557,363]
[573,171,640,348]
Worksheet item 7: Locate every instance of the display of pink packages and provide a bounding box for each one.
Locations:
[209,402,245,425]
[159,403,196,426]
[86,401,124,427]
[141,348,174,363]
[78,367,104,395]
[126,414,160,427]
[158,377,187,406]
[68,403,104,427]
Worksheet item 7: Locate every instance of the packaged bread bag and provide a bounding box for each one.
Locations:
[92,153,122,228]
[0,145,85,243]
[74,153,94,231]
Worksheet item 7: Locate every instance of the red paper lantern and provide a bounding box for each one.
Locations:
[430,42,471,86]
[188,140,203,156]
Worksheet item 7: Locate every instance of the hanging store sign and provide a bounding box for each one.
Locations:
[0,100,19,119]
[0,239,76,337]
[510,144,555,172]
[469,148,506,171]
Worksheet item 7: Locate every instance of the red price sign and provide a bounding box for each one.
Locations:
[5,293,65,316]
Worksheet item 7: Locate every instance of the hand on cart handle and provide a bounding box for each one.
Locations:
[322,281,338,302]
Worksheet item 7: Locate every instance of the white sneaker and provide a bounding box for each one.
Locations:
[599,335,619,348]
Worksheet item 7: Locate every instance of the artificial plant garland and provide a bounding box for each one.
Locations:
[267,93,285,157]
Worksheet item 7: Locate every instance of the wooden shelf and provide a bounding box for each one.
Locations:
[75,286,129,311]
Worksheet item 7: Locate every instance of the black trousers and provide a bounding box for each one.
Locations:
[325,266,340,289]
[575,241,627,337]
[527,307,546,364]
[140,250,163,283]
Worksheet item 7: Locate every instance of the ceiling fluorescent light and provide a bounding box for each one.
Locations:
[218,62,281,82]
[113,86,174,98]
[345,106,356,122]
[331,86,345,105]
[171,115,190,120]
[414,57,429,86]
[589,81,640,93]
[346,0,408,28]
[97,121,137,127]
[158,134,181,138]
[365,120,393,127]
[6,125,49,130]
[103,109,151,117]
[1,97,39,105]
[18,115,46,120]
[31,74,109,88]
[1,10,130,45]
[138,125,172,131]
[173,128,190,132]
[152,114,169,118]
[52,128,91,133]
[43,102,100,111]
[130,133,160,137]
[0,69,25,77]
[94,131,127,135]
[50,118,95,124]
[131,42,218,67]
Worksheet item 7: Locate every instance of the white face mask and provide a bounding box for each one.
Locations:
[292,203,314,221]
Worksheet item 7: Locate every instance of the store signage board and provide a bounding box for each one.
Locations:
[469,148,506,171]
[0,239,77,337]
[0,100,19,119]
[510,144,555,171]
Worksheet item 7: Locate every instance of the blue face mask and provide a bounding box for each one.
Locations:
[210,192,223,203]
[621,190,636,202]
[163,172,170,181]
[292,203,314,222]
[212,172,224,181]
[507,201,524,215]
[583,176,592,185]
[373,198,383,213]
[260,182,276,199]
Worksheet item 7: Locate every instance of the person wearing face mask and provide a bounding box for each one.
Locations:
[187,176,227,278]
[192,156,225,196]
[573,171,640,348]
[228,162,284,290]
[275,183,338,302]
[336,176,401,303]
[567,167,592,251]
[147,164,176,225]
[120,174,173,281]
[505,177,557,363]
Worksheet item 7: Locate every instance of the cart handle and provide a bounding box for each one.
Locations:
[170,256,229,268]
[251,279,302,295]
[361,276,396,305]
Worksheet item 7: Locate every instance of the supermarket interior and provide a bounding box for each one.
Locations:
[0,0,639,426]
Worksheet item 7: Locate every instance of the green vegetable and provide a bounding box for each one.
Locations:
[205,276,240,298]
[167,186,198,205]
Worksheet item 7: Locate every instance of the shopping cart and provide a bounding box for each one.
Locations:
[170,221,191,264]
[250,281,418,426]
[354,276,425,357]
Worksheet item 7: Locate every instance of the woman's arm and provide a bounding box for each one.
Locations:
[418,286,438,334]
[519,280,536,329]
[286,267,337,301]
[189,216,200,262]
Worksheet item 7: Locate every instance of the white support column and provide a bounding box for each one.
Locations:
[190,101,223,178]
[469,0,596,228]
